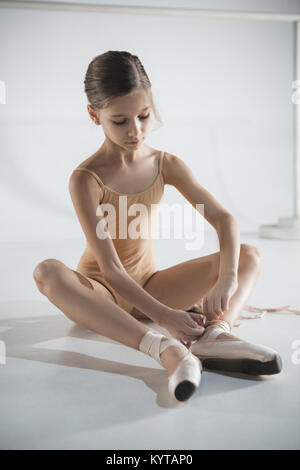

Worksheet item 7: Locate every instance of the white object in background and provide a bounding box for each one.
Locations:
[0,80,5,104]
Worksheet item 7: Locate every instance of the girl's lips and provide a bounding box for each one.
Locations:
[127,140,140,144]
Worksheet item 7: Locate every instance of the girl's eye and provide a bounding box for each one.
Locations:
[113,114,150,126]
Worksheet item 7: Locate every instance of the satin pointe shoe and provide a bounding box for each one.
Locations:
[139,330,202,402]
[190,320,282,375]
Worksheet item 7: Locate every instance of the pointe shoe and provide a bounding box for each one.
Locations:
[139,330,202,402]
[190,320,282,375]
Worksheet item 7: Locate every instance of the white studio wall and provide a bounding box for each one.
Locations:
[0,1,298,242]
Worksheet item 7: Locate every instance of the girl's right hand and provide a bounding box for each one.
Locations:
[159,308,205,348]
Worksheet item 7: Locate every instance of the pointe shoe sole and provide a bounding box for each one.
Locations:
[202,353,282,375]
[174,380,197,401]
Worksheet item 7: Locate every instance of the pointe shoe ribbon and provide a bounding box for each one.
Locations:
[139,330,202,402]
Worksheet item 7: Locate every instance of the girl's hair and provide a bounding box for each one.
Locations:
[84,50,162,129]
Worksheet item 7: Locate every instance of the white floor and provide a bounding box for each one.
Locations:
[0,232,300,450]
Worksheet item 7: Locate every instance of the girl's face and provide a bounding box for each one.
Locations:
[88,89,153,149]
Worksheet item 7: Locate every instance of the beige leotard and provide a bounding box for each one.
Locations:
[72,150,165,314]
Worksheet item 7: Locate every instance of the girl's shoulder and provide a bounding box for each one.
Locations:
[160,151,183,185]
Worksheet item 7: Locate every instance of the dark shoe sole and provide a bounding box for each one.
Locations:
[174,381,196,401]
[202,353,282,375]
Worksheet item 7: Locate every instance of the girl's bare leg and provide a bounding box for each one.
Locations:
[33,259,186,376]
[130,244,261,331]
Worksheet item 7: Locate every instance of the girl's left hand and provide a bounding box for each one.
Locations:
[202,275,238,320]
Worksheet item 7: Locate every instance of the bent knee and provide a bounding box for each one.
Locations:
[240,243,262,266]
[33,258,64,288]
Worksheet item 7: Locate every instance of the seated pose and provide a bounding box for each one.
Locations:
[33,51,282,403]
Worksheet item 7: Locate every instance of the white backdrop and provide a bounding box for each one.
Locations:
[0,0,299,242]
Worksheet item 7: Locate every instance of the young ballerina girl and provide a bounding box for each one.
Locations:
[33,50,282,403]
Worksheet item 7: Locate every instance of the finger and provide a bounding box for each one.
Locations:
[208,297,214,316]
[186,319,200,330]
[192,330,205,340]
[192,303,203,314]
[218,298,225,316]
[188,312,199,322]
[206,300,217,318]
[190,313,205,326]
[189,330,205,341]
[186,314,205,328]
[186,317,204,329]
[179,330,196,342]
[194,313,203,326]
[185,325,205,335]
[206,311,219,321]
[203,298,208,315]
[221,295,229,312]
[215,298,223,316]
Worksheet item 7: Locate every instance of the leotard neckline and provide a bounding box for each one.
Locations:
[74,150,164,196]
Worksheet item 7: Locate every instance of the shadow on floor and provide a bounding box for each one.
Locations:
[0,300,264,410]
